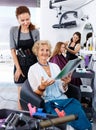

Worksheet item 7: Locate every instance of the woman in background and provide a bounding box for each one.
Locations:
[49,41,67,70]
[9,6,40,109]
[49,41,82,87]
[66,32,81,61]
[83,32,92,68]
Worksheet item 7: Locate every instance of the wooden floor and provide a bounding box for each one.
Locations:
[0,62,96,130]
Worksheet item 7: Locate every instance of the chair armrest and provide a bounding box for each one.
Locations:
[65,83,81,101]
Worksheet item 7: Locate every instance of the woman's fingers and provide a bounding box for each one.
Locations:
[41,77,55,87]
[14,71,25,81]
[21,73,25,77]
[47,79,55,85]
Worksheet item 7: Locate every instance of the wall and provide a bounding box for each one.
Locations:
[0,6,40,49]
[81,0,96,34]
[40,0,96,49]
[0,6,40,61]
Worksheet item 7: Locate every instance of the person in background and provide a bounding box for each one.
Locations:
[66,32,81,61]
[83,32,93,68]
[49,41,82,87]
[49,41,67,70]
[9,6,40,110]
[28,40,91,130]
[83,32,92,49]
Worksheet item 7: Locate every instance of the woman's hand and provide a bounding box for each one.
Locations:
[63,84,68,92]
[61,73,72,85]
[65,41,69,49]
[35,77,55,96]
[40,77,55,89]
[14,68,25,81]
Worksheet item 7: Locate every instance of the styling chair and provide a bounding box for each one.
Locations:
[20,79,81,111]
[20,79,80,130]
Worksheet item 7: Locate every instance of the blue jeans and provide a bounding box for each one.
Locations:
[44,98,92,130]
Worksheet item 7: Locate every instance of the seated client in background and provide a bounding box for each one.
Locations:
[49,41,82,87]
[49,41,67,70]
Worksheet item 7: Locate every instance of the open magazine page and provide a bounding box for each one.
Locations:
[55,56,83,80]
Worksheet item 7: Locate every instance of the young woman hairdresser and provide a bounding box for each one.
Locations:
[9,6,40,109]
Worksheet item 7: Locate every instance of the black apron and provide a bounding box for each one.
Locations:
[14,27,37,84]
[66,45,78,61]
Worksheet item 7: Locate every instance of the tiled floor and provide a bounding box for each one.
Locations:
[0,62,18,110]
[0,62,96,130]
[0,84,18,110]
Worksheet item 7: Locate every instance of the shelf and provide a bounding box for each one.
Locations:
[81,92,93,98]
[80,49,96,55]
[72,69,95,79]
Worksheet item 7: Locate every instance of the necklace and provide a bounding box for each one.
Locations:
[38,61,51,77]
[38,62,49,66]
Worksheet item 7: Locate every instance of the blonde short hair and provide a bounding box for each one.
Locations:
[32,40,52,56]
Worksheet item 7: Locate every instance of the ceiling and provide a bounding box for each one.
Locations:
[0,0,40,7]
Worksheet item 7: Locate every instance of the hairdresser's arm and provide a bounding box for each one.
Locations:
[66,43,81,54]
[11,49,24,81]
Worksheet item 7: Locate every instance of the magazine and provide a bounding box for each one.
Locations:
[55,56,83,79]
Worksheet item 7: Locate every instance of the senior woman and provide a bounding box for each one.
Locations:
[28,40,91,130]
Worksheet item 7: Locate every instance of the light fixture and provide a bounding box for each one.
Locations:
[49,0,67,9]
[59,11,78,21]
[52,11,78,28]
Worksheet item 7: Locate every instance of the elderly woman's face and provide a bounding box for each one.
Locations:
[37,44,50,61]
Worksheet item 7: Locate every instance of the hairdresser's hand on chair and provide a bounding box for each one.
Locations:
[14,68,25,81]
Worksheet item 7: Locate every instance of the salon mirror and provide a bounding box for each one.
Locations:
[81,23,93,50]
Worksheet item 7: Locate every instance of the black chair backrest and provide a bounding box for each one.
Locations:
[20,79,44,110]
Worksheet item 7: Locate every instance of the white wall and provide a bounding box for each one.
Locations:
[40,0,96,48]
[82,0,96,34]
[0,6,40,61]
[0,6,40,50]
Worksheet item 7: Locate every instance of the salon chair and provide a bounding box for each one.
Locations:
[20,79,81,111]
[20,79,80,130]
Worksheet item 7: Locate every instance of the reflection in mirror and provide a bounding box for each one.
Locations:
[81,23,93,50]
[80,23,93,68]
